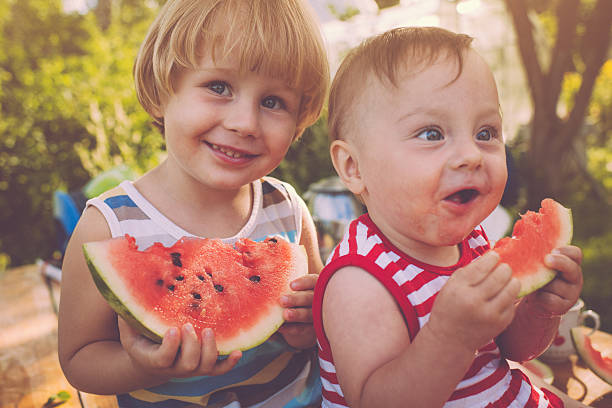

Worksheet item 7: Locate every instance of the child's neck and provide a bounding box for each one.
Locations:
[135,162,253,238]
[370,214,461,267]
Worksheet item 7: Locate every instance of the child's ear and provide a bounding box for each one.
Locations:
[330,139,365,195]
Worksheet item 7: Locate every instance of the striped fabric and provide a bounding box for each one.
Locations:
[312,214,563,408]
[86,177,321,408]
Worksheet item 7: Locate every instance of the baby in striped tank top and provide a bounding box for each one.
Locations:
[313,27,588,408]
[58,1,330,407]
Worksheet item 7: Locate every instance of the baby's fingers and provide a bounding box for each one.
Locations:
[545,246,583,285]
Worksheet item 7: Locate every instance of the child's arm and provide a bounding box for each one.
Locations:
[497,245,583,362]
[322,252,520,408]
[277,201,323,349]
[58,207,241,395]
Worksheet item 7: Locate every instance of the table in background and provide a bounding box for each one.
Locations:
[0,264,118,408]
[1,264,610,407]
[545,327,612,407]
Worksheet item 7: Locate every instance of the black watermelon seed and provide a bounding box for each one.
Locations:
[206,272,213,278]
[197,275,205,281]
[192,293,201,299]
[167,284,175,291]
[249,275,261,282]
[156,279,164,286]
[170,252,182,267]
[268,237,278,243]
[214,284,224,292]
[175,275,184,281]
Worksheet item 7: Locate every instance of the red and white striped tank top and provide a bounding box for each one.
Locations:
[312,214,563,408]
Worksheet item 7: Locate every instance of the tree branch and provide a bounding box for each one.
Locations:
[562,0,612,147]
[546,0,580,112]
[504,0,545,108]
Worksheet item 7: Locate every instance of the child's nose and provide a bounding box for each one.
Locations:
[224,100,260,137]
[449,138,483,170]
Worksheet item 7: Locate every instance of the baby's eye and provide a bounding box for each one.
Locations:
[475,127,498,141]
[261,96,284,110]
[207,81,230,96]
[416,128,444,141]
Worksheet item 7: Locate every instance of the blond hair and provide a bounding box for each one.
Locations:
[134,0,329,138]
[328,26,473,141]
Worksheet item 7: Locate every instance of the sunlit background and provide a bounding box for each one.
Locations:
[61,0,530,141]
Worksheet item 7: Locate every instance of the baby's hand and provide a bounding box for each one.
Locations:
[427,252,521,352]
[118,318,241,379]
[524,245,583,317]
[277,274,318,349]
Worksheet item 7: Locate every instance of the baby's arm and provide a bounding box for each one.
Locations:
[323,252,520,408]
[58,207,240,395]
[277,201,323,349]
[497,245,583,362]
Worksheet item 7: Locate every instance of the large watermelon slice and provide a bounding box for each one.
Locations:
[570,327,612,385]
[83,235,307,355]
[492,198,572,297]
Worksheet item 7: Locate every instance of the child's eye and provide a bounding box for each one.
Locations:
[207,81,230,96]
[416,128,444,141]
[475,127,498,141]
[261,96,284,110]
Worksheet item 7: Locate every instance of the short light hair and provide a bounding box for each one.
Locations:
[328,26,473,141]
[134,0,330,138]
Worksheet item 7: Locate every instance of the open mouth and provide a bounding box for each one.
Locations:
[444,189,479,205]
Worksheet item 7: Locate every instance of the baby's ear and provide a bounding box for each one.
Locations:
[330,140,365,195]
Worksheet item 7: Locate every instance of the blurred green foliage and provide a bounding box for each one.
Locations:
[0,0,334,268]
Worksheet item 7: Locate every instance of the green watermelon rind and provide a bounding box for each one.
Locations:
[83,240,308,355]
[570,327,612,385]
[504,199,573,298]
[522,358,554,384]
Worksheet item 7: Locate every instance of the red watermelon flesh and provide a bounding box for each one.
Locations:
[571,327,612,385]
[83,235,307,355]
[492,199,572,297]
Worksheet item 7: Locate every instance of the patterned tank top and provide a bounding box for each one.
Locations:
[87,177,321,408]
[312,214,563,408]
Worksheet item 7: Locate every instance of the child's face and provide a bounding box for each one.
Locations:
[159,49,301,191]
[344,50,506,257]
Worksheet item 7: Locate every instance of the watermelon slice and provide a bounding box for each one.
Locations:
[521,358,554,384]
[492,198,572,297]
[83,235,307,355]
[570,327,612,385]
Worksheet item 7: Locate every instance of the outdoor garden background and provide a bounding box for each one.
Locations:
[1,0,611,331]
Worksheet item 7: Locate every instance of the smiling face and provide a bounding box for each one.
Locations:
[160,50,301,192]
[333,49,507,263]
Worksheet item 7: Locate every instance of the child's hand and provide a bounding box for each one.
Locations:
[427,252,520,353]
[118,318,242,379]
[524,245,583,317]
[277,274,318,349]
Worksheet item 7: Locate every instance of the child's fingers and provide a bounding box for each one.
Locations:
[152,327,181,368]
[544,250,582,286]
[198,329,242,376]
[209,350,242,376]
[478,263,514,300]
[174,323,201,372]
[198,328,220,373]
[454,251,500,286]
[280,291,314,308]
[290,274,318,291]
[550,245,582,264]
[283,306,313,323]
